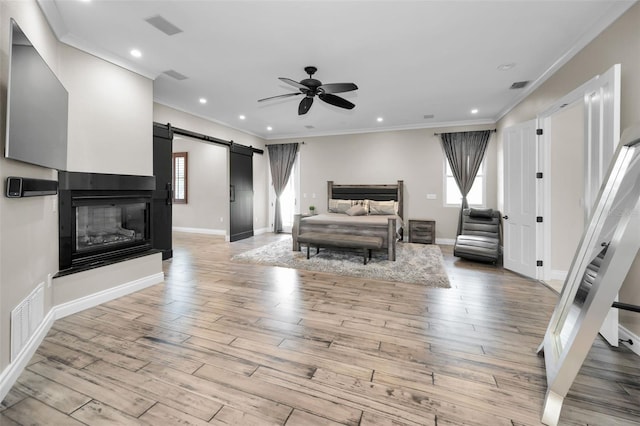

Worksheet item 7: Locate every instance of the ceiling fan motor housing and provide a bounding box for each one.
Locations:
[301,78,322,91]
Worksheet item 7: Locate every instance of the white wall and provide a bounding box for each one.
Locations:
[0,0,154,374]
[61,45,153,175]
[172,136,228,234]
[550,102,584,275]
[153,103,269,236]
[275,125,498,241]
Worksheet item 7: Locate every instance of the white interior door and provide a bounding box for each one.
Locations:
[503,120,538,279]
[583,64,621,346]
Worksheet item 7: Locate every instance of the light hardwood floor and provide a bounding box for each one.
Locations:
[1,232,639,425]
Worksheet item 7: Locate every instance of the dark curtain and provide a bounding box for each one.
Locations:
[440,130,491,235]
[267,143,299,233]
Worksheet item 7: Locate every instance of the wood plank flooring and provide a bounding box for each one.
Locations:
[2,232,639,425]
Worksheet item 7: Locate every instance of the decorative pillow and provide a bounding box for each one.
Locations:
[469,208,494,218]
[345,205,368,216]
[328,198,352,214]
[351,199,370,212]
[369,200,396,215]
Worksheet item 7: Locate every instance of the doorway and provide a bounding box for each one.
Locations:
[536,64,620,346]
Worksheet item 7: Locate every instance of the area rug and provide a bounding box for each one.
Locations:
[232,238,450,288]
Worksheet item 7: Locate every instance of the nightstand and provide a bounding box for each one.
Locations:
[408,219,436,244]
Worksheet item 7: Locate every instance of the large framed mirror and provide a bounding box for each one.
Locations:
[539,124,640,426]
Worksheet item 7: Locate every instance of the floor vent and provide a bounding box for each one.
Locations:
[11,283,44,362]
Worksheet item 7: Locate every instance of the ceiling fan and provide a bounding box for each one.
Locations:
[258,66,358,115]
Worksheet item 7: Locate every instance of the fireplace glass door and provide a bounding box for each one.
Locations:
[72,197,151,263]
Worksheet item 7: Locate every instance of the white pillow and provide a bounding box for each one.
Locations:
[368,200,397,215]
[328,198,352,213]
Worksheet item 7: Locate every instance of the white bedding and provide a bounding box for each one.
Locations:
[302,213,403,234]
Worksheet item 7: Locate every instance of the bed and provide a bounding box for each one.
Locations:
[292,180,404,261]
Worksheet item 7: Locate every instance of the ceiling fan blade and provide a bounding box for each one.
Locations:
[318,82,358,94]
[258,92,302,102]
[298,97,314,115]
[319,93,355,110]
[279,77,309,91]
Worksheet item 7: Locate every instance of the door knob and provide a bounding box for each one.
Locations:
[502,215,509,220]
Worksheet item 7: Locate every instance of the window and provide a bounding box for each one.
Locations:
[173,152,188,204]
[444,159,485,206]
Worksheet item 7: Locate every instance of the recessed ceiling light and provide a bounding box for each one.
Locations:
[498,62,516,71]
[130,49,142,58]
[471,109,479,114]
[199,98,207,104]
[239,115,246,120]
[267,126,273,131]
[376,117,384,123]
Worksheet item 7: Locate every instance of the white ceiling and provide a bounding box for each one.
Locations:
[37,0,634,140]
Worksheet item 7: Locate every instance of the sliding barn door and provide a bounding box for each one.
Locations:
[230,145,254,242]
[152,123,173,259]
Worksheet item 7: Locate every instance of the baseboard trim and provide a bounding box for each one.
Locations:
[436,238,455,246]
[54,272,164,319]
[0,271,164,402]
[0,309,56,404]
[551,270,568,281]
[172,226,226,236]
[254,227,270,236]
[619,324,640,357]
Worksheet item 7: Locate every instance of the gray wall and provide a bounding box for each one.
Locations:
[275,126,498,241]
[0,0,154,373]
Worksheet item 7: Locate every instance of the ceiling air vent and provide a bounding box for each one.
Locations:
[162,70,188,80]
[145,15,183,36]
[423,114,435,119]
[510,81,530,90]
[304,125,315,129]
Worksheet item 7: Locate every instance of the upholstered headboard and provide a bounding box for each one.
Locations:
[327,180,404,219]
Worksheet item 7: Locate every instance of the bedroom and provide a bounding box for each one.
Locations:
[1,0,640,424]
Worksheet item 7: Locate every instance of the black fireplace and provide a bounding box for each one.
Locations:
[58,171,155,273]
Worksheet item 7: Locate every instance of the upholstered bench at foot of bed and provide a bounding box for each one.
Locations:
[297,232,384,265]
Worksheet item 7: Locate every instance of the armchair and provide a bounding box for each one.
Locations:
[453,208,501,264]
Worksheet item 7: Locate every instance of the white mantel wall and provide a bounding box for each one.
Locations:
[0,0,154,382]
